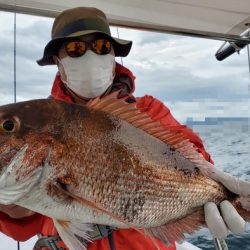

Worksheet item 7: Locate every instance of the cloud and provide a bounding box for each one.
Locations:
[0,11,249,116]
[110,27,249,122]
[119,30,249,101]
[0,12,56,105]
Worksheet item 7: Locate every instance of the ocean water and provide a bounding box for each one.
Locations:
[186,122,250,250]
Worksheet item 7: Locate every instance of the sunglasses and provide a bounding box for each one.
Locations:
[64,39,112,57]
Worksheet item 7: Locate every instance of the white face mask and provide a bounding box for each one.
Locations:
[58,50,115,99]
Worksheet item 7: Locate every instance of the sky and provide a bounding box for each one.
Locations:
[0,11,249,124]
[0,10,250,250]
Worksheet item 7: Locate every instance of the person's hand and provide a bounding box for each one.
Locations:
[204,168,250,239]
[0,204,35,219]
[205,201,245,239]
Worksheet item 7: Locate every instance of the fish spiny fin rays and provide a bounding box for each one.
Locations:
[145,208,205,245]
[53,181,141,233]
[53,219,92,250]
[87,92,214,175]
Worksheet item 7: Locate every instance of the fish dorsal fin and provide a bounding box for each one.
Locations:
[87,92,214,174]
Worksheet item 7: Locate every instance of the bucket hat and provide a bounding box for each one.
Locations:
[37,7,132,66]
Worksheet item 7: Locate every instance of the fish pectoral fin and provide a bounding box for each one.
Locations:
[53,219,93,250]
[145,208,205,246]
[53,181,141,232]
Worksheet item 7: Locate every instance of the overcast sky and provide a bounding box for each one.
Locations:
[0,10,250,250]
[0,11,249,124]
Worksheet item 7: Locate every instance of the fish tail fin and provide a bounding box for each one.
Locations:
[145,209,205,246]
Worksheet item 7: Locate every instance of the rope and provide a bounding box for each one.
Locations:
[247,44,250,83]
[14,12,17,103]
[247,44,250,132]
[13,11,19,250]
[214,238,228,250]
[116,27,123,65]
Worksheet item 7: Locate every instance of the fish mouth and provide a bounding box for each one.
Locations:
[0,144,43,205]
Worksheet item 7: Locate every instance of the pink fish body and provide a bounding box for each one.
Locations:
[0,94,249,249]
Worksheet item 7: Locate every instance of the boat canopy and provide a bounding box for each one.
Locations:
[1,0,250,43]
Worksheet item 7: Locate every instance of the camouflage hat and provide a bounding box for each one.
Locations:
[37,7,132,66]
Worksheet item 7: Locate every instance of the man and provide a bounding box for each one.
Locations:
[0,6,247,250]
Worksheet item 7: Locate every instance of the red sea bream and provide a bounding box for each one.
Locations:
[0,93,249,249]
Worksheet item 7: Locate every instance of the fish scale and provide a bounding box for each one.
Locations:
[60,140,225,227]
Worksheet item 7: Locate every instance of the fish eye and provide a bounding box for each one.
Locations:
[3,120,15,132]
[1,117,20,133]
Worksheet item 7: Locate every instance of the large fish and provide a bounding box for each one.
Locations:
[0,93,249,249]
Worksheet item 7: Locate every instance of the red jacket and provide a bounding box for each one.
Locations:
[0,63,213,250]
